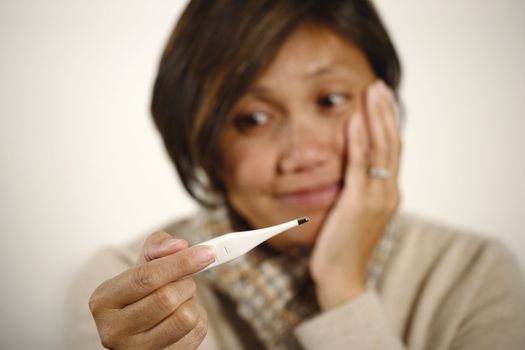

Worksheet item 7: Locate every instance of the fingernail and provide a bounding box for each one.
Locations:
[196,246,216,264]
[160,238,182,250]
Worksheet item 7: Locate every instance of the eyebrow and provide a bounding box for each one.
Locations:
[307,65,336,78]
[240,87,285,112]
[306,64,356,80]
[245,86,272,98]
[236,86,287,116]
[242,62,358,104]
[246,65,347,94]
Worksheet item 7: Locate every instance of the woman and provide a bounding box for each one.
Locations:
[69,0,525,349]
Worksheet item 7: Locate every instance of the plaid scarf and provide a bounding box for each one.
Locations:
[185,209,398,349]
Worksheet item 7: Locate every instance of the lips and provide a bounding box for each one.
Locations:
[276,182,341,207]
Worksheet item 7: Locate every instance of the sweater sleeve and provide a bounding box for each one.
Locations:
[294,290,405,350]
[450,240,525,350]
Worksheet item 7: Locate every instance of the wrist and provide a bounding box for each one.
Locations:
[312,269,366,311]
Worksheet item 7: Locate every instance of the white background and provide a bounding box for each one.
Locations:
[1,1,524,349]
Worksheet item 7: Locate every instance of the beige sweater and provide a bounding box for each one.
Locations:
[67,213,525,349]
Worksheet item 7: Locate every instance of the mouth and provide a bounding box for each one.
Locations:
[275,182,341,208]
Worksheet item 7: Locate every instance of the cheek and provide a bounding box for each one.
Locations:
[334,118,346,153]
[319,115,347,164]
[221,140,276,205]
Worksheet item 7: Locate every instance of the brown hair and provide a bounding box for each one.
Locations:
[151,0,401,207]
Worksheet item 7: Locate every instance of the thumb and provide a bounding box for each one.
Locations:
[137,231,188,265]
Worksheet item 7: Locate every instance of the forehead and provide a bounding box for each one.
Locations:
[254,24,375,86]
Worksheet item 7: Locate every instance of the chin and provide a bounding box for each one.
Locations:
[266,210,327,251]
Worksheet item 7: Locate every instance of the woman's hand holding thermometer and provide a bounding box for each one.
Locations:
[88,217,308,349]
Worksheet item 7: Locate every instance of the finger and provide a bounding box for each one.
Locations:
[378,81,401,130]
[346,110,368,190]
[169,304,208,350]
[365,81,390,168]
[119,277,197,333]
[138,231,189,265]
[365,82,397,205]
[377,82,402,177]
[137,297,202,349]
[92,245,215,308]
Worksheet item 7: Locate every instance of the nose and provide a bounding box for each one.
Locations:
[277,118,330,174]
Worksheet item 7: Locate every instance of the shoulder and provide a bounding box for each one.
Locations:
[383,211,525,307]
[161,208,231,245]
[70,208,230,297]
[380,213,525,348]
[80,210,220,279]
[388,212,525,318]
[392,212,518,271]
[68,211,212,302]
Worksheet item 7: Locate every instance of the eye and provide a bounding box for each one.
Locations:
[317,93,349,109]
[232,111,270,132]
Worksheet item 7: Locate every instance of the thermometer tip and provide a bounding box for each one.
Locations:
[297,217,309,225]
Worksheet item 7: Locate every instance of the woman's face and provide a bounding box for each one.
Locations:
[219,25,376,250]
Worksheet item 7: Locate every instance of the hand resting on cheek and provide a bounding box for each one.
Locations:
[310,79,401,311]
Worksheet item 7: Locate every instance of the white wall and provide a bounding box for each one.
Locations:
[1,1,524,348]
